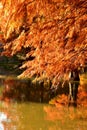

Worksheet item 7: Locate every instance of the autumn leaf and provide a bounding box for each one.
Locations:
[0,0,87,86]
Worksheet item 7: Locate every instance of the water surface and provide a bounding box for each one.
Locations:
[0,101,87,130]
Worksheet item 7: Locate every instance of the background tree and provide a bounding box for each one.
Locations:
[0,0,87,86]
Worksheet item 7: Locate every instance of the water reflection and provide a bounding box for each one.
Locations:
[0,123,4,130]
[0,77,70,105]
[0,112,8,130]
[0,77,57,103]
[0,101,87,130]
[0,75,87,130]
[0,112,8,122]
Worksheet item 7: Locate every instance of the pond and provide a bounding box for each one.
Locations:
[0,101,87,130]
[0,75,87,130]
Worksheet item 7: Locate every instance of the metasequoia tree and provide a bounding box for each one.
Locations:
[0,0,87,86]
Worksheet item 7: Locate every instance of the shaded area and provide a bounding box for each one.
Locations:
[50,74,87,108]
[0,74,87,107]
[0,77,59,103]
[0,55,23,76]
[0,64,86,106]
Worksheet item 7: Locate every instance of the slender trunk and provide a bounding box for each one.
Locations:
[68,70,79,107]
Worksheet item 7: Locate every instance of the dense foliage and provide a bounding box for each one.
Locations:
[0,0,87,86]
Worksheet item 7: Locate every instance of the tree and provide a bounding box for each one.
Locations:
[0,0,87,86]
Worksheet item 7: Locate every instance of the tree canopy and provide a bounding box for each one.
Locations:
[0,0,87,86]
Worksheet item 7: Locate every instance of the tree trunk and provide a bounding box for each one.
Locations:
[68,70,80,107]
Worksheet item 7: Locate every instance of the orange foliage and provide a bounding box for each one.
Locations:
[44,104,87,122]
[0,0,87,85]
[50,84,87,107]
[77,85,87,107]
